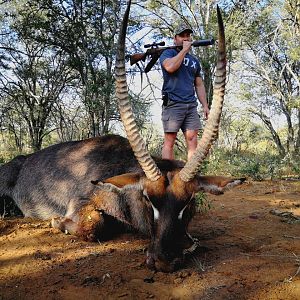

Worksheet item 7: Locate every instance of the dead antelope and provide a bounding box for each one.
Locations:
[0,1,245,272]
[53,0,242,272]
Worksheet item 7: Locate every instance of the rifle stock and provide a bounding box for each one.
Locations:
[130,53,147,66]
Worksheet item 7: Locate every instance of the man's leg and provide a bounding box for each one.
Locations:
[162,132,177,160]
[183,129,198,160]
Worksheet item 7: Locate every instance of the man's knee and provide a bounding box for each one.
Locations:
[162,133,177,159]
[184,130,198,143]
[184,131,198,160]
[164,133,177,145]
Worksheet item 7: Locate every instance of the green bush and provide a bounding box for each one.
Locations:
[204,148,299,180]
[194,192,212,213]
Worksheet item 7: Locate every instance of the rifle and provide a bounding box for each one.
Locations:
[130,38,215,73]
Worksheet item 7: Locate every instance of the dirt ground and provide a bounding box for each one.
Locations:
[0,180,299,300]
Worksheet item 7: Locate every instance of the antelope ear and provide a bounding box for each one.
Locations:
[221,177,246,191]
[197,176,246,195]
[89,175,144,227]
[103,173,142,188]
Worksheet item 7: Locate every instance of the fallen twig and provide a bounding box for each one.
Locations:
[284,253,300,283]
[240,253,299,259]
[283,235,300,240]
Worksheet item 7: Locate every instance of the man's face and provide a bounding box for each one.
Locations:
[174,31,192,46]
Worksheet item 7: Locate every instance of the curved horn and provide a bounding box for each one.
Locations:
[115,0,162,181]
[179,5,226,182]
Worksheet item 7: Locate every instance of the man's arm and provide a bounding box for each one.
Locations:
[162,41,192,73]
[195,76,209,119]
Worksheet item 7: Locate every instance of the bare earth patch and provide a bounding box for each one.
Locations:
[1,180,299,299]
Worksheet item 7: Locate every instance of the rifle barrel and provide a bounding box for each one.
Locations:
[192,38,215,47]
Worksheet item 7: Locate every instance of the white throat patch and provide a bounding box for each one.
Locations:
[178,206,186,220]
[143,189,160,220]
[151,203,160,220]
[178,194,194,220]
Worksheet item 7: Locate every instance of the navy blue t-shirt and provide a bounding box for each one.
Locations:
[160,48,202,103]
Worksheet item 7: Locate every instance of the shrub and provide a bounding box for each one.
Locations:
[194,192,212,213]
[204,148,299,180]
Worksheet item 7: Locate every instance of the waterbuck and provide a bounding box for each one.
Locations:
[0,1,244,272]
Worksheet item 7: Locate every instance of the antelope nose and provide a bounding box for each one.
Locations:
[146,254,175,272]
[146,252,183,272]
[155,257,182,273]
[154,260,175,273]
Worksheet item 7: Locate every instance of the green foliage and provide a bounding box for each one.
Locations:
[194,192,211,213]
[232,0,300,160]
[0,132,30,162]
[279,154,300,178]
[205,147,300,180]
[141,125,164,157]
[0,0,154,146]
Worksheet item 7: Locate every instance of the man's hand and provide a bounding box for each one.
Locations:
[182,40,192,53]
[203,106,210,120]
[163,40,192,73]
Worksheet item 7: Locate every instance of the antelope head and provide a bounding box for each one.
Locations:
[115,1,233,272]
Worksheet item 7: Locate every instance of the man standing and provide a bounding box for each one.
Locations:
[160,25,209,160]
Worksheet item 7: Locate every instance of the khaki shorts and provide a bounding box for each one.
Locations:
[161,101,201,133]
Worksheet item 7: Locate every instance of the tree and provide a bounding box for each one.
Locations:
[14,0,127,136]
[234,0,300,158]
[0,0,152,152]
[0,99,27,153]
[0,37,75,151]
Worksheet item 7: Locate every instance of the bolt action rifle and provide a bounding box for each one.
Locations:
[130,38,215,73]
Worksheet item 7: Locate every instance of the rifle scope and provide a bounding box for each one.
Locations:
[144,41,165,48]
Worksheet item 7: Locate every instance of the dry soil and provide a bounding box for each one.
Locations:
[0,180,300,300]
